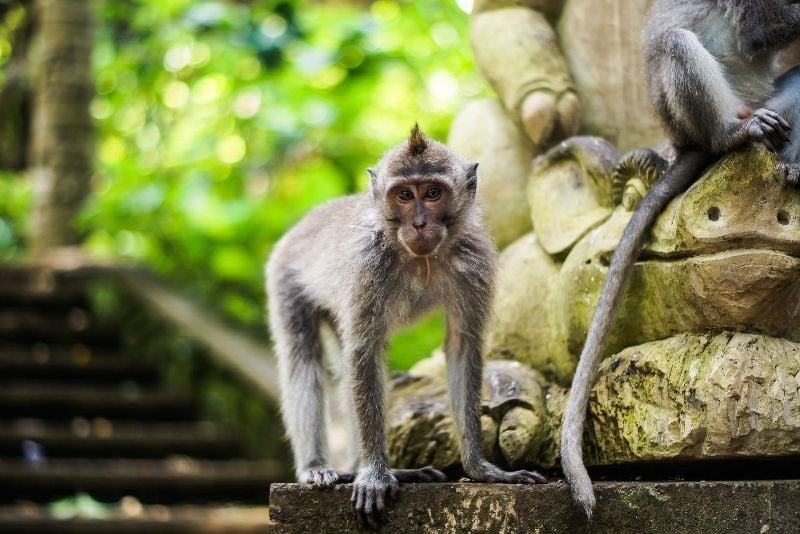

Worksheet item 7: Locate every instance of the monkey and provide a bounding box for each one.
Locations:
[266,125,546,530]
[560,0,800,517]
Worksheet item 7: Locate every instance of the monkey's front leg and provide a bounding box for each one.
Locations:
[445,311,547,485]
[346,328,398,530]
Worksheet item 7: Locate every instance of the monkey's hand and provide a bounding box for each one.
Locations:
[299,467,354,488]
[521,90,581,148]
[735,108,792,152]
[351,465,399,530]
[465,459,547,485]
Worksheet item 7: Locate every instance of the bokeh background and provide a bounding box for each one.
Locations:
[0,0,486,370]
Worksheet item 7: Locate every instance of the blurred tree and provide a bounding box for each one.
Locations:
[0,0,483,369]
[0,1,32,171]
[28,0,94,255]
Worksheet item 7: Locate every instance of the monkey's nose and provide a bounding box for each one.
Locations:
[413,220,427,229]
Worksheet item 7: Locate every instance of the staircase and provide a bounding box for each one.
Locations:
[0,266,278,533]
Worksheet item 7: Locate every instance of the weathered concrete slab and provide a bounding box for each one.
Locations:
[268,480,800,533]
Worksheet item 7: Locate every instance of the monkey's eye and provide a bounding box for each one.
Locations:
[397,189,414,202]
[424,187,441,201]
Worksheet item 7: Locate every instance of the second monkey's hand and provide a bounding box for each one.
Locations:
[466,459,548,485]
[350,465,399,530]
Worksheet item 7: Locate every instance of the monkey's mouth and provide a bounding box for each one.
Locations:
[401,239,441,257]
[398,229,444,257]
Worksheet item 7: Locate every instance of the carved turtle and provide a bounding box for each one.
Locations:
[488,137,800,386]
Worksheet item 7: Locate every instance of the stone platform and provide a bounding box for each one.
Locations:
[268,480,800,533]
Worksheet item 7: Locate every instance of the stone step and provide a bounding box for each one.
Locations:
[0,420,241,460]
[0,341,125,360]
[0,267,87,307]
[0,346,158,384]
[0,383,195,421]
[0,308,119,345]
[0,503,268,533]
[0,458,282,504]
[268,480,800,533]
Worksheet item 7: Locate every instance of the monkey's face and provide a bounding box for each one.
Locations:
[388,181,450,257]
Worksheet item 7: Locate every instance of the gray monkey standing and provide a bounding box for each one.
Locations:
[561,0,800,517]
[267,125,546,530]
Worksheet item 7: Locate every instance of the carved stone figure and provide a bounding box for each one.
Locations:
[451,0,658,249]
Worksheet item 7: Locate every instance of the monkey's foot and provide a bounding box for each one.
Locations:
[465,460,547,485]
[392,466,447,483]
[299,466,354,488]
[784,163,800,186]
[351,465,399,531]
[740,108,791,153]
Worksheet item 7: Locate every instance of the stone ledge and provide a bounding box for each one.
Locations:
[268,480,800,533]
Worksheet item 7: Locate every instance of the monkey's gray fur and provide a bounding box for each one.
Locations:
[561,0,800,517]
[267,126,546,529]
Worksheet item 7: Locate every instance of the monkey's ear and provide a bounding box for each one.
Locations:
[367,167,379,198]
[465,162,479,200]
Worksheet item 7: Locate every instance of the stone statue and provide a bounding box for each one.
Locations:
[450,0,657,249]
[456,0,800,251]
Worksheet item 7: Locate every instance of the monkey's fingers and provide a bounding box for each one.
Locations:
[510,470,548,484]
[764,109,791,131]
[305,467,352,488]
[756,131,777,153]
[786,164,800,186]
[758,111,793,147]
[351,487,378,531]
[335,470,355,484]
[374,489,386,513]
[364,494,383,530]
[421,466,448,482]
[358,508,380,531]
[392,466,447,483]
[759,114,792,145]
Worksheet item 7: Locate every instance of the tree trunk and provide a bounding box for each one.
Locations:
[28,0,93,256]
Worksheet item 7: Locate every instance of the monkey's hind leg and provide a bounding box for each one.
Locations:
[768,65,800,185]
[272,285,353,488]
[654,29,788,153]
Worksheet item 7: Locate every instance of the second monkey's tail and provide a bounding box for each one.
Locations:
[559,150,712,518]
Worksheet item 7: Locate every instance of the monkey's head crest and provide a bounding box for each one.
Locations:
[407,123,429,156]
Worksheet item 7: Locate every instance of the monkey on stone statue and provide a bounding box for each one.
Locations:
[266,125,546,529]
[561,0,800,517]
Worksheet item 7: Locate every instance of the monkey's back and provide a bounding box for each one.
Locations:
[265,192,379,319]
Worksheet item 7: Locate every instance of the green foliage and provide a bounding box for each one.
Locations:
[0,170,30,259]
[1,0,485,369]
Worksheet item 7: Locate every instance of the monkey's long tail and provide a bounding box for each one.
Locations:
[560,150,712,518]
